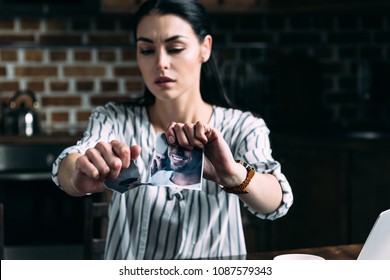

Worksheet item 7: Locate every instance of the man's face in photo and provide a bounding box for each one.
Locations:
[167,144,202,174]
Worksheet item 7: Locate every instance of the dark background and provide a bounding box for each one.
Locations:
[1,0,390,258]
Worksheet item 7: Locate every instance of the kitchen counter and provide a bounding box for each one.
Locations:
[0,133,83,174]
[0,133,82,145]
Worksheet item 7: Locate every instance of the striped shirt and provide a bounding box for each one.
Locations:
[52,103,293,259]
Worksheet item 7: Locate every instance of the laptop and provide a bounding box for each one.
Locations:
[357,208,390,260]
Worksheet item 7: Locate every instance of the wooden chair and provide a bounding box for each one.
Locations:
[0,203,4,260]
[83,196,109,260]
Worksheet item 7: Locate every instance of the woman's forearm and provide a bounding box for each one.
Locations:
[237,172,283,214]
[57,153,84,197]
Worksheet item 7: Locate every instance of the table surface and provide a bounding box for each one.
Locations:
[246,244,363,260]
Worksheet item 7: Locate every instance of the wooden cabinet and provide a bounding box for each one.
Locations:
[100,0,390,14]
[243,133,390,253]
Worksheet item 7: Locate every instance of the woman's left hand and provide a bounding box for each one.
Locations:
[165,121,244,187]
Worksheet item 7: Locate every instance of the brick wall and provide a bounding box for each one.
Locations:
[1,9,390,135]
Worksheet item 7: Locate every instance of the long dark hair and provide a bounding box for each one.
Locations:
[132,0,234,108]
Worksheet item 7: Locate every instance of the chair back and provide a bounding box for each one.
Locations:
[0,203,4,260]
[83,196,109,260]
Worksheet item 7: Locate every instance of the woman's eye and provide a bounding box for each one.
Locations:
[168,48,184,54]
[140,49,155,55]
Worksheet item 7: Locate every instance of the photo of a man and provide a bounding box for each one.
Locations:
[150,133,203,190]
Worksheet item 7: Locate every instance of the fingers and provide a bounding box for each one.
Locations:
[194,121,209,144]
[165,121,208,150]
[84,142,122,181]
[111,140,131,168]
[81,141,141,182]
[129,144,141,160]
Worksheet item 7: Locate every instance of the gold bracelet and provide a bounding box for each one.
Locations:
[222,160,255,194]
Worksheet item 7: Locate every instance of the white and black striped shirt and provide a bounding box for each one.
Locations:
[52,103,293,259]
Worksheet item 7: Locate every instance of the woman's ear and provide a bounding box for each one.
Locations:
[200,35,212,63]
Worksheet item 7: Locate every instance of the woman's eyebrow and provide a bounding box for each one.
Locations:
[164,35,187,43]
[136,35,188,43]
[136,37,153,43]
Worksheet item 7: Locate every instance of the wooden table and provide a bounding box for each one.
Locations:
[246,244,363,260]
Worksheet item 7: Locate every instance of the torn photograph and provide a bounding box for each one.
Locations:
[150,133,203,191]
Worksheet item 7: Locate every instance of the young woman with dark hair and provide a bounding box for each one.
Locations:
[52,0,293,259]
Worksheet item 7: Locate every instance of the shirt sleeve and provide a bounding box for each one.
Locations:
[51,104,118,188]
[233,113,293,221]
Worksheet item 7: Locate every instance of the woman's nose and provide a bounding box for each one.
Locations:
[156,50,169,70]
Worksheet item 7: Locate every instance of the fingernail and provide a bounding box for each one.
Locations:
[168,136,175,144]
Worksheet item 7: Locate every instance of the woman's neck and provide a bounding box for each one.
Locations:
[147,96,213,133]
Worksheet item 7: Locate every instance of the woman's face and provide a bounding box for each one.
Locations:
[136,14,211,102]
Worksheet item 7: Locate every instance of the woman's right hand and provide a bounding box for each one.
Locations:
[60,140,141,196]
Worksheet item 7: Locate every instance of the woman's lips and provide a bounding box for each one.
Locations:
[155,76,175,84]
[154,76,175,87]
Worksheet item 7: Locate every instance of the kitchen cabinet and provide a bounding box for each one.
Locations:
[100,0,390,14]
[243,132,390,253]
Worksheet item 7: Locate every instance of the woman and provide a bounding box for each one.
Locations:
[52,0,293,259]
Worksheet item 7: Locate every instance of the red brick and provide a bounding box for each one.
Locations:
[14,66,58,77]
[125,81,143,91]
[77,111,92,122]
[88,34,130,45]
[20,19,41,30]
[0,19,14,30]
[52,112,69,122]
[39,35,82,45]
[114,66,141,77]
[74,51,92,61]
[46,19,68,31]
[76,81,95,91]
[98,50,116,62]
[26,81,45,92]
[0,81,19,92]
[0,35,35,44]
[50,50,67,61]
[41,96,81,106]
[25,49,44,62]
[0,49,18,61]
[50,81,69,91]
[64,66,106,77]
[121,49,136,61]
[101,81,118,92]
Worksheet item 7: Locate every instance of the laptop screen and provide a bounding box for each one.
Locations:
[358,209,390,260]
